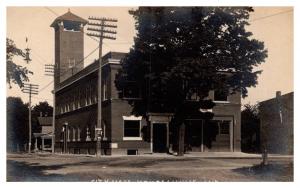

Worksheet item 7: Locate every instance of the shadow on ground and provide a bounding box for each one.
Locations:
[7,160,93,181]
[6,158,186,181]
[232,162,293,181]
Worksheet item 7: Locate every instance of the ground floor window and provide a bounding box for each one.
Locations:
[219,120,230,135]
[124,120,140,137]
[183,119,232,152]
[123,116,142,140]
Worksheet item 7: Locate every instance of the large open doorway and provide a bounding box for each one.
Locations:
[153,123,167,153]
[185,119,232,152]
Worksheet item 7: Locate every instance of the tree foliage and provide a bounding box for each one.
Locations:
[115,7,267,155]
[6,38,33,88]
[32,101,53,118]
[241,103,260,153]
[7,98,53,152]
[7,97,29,152]
[31,101,54,137]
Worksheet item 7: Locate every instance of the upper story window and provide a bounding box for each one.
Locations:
[214,89,228,102]
[63,20,81,31]
[68,58,76,68]
[122,81,141,99]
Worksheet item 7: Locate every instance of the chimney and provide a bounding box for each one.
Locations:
[276,91,281,99]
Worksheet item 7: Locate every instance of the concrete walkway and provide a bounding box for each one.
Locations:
[30,151,293,159]
[182,152,293,159]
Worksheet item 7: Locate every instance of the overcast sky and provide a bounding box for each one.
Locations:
[6,6,293,106]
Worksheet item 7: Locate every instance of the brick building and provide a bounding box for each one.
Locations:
[51,11,241,155]
[259,91,294,155]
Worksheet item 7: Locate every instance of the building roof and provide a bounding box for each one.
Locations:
[41,126,52,135]
[260,92,294,106]
[56,51,127,92]
[37,116,52,126]
[50,10,88,27]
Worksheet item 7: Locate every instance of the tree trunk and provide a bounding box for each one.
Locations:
[178,122,185,156]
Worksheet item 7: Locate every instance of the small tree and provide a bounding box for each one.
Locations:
[116,7,267,155]
[6,38,33,88]
[32,101,53,132]
[241,103,260,153]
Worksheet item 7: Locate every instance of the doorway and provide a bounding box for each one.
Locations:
[153,123,167,153]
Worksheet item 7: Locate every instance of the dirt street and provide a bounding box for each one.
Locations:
[6,153,293,182]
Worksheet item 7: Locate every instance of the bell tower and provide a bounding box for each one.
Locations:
[51,10,88,88]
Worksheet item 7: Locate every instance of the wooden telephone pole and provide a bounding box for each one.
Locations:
[22,83,39,153]
[45,64,55,154]
[87,16,117,156]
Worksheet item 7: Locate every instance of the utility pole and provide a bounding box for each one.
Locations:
[45,64,55,154]
[87,16,117,156]
[22,83,39,153]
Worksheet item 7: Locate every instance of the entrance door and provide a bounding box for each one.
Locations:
[185,120,203,152]
[153,123,167,153]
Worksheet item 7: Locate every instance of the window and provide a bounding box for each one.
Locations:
[214,89,228,101]
[219,121,230,134]
[68,58,76,69]
[77,90,81,108]
[103,122,107,140]
[123,119,141,139]
[67,127,70,142]
[88,85,92,105]
[86,127,91,141]
[72,127,76,141]
[72,100,75,110]
[123,82,140,99]
[77,127,81,141]
[103,79,108,101]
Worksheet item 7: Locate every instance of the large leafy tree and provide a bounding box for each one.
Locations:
[7,38,32,88]
[116,7,267,155]
[7,97,29,152]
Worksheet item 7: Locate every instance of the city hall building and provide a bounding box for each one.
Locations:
[52,11,241,155]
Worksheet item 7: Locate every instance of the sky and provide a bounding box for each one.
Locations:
[6,6,293,106]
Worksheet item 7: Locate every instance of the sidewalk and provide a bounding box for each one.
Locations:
[8,151,293,159]
[182,152,293,159]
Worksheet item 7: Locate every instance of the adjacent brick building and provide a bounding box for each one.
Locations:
[259,91,294,155]
[51,11,241,155]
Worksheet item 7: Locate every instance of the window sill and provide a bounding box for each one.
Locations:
[122,97,142,100]
[123,137,142,141]
[214,101,230,104]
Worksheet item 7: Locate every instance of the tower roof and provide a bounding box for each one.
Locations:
[50,10,88,27]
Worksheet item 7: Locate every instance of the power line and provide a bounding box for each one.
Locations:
[58,45,100,78]
[44,6,100,43]
[45,7,59,17]
[32,96,53,102]
[39,81,53,93]
[249,9,293,23]
[38,45,100,93]
[31,49,52,65]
